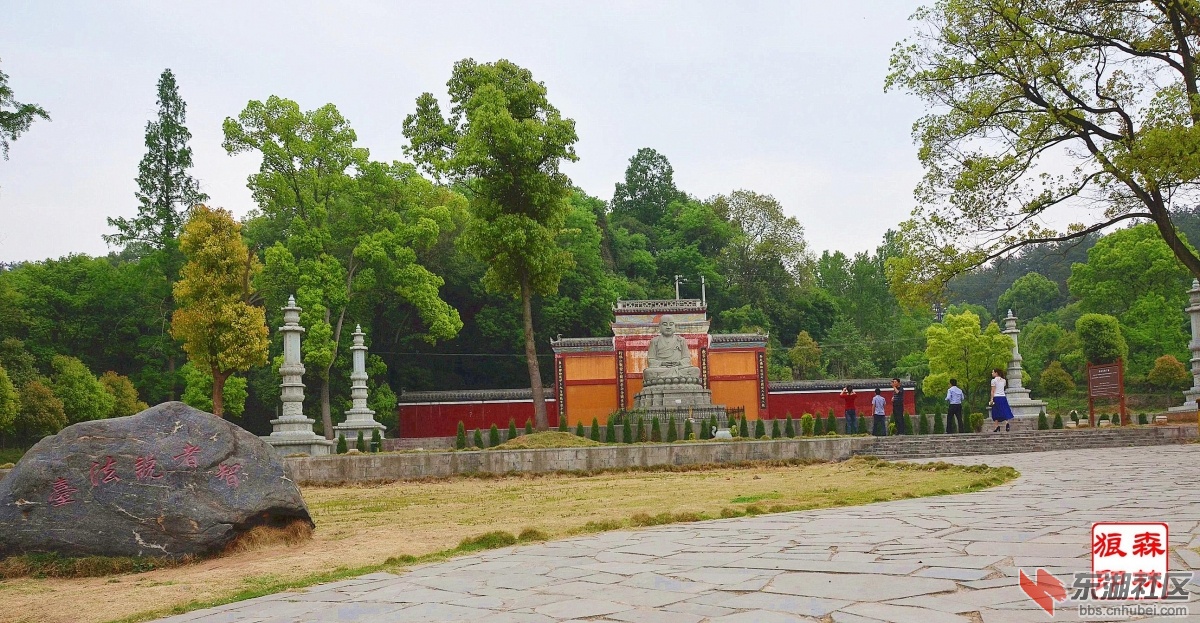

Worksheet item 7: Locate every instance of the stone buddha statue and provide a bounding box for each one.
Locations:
[642,316,701,384]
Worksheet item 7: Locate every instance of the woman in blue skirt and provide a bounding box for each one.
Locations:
[989,367,1014,432]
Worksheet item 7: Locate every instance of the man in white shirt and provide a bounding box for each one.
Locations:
[945,378,965,433]
[871,388,887,436]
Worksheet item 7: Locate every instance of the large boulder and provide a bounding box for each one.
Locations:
[0,402,313,559]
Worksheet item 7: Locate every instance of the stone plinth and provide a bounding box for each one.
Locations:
[262,296,333,457]
[1001,310,1048,418]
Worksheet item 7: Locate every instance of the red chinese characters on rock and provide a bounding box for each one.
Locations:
[48,477,78,507]
[172,443,201,468]
[214,462,242,488]
[89,456,120,487]
[134,455,164,481]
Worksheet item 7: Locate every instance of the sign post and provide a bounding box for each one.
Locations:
[1087,359,1127,426]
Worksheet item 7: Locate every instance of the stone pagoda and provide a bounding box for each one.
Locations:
[332,325,387,447]
[262,296,334,456]
[1001,309,1048,418]
[1170,279,1200,412]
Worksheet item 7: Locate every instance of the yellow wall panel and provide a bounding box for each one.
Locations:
[566,384,619,426]
[625,378,642,410]
[711,379,759,419]
[564,355,617,380]
[708,351,757,377]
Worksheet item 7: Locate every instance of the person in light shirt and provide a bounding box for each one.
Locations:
[871,388,887,436]
[989,368,1015,432]
[946,378,965,433]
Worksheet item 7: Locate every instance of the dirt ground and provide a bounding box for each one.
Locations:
[0,459,1013,623]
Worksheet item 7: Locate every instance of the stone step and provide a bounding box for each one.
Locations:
[852,426,1194,460]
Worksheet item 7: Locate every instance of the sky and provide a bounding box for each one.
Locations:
[0,1,930,264]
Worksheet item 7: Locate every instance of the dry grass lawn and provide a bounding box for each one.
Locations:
[0,458,1017,623]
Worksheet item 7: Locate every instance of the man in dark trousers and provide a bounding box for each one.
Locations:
[891,377,907,435]
[946,378,965,433]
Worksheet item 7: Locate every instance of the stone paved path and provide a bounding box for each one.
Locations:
[156,445,1200,623]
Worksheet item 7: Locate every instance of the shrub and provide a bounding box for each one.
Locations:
[784,414,795,438]
[1037,411,1049,430]
[590,417,601,442]
[1099,413,1110,422]
[558,417,568,432]
[709,415,718,437]
[355,431,365,452]
[1070,411,1079,422]
[801,414,814,436]
[636,416,645,442]
[933,412,945,434]
[826,412,837,435]
[888,422,896,435]
[739,416,749,438]
[1039,361,1076,396]
[474,429,484,448]
[700,418,710,440]
[606,419,617,443]
[771,419,780,438]
[649,416,662,442]
[1076,313,1127,364]
[575,421,586,437]
[525,419,534,435]
[490,424,501,446]
[336,433,348,454]
[814,416,825,436]
[623,417,633,443]
[1138,413,1148,425]
[906,415,916,435]
[1052,413,1064,429]
[370,429,382,452]
[968,412,985,433]
[508,419,518,441]
[918,413,930,435]
[667,416,678,442]
[455,422,467,450]
[683,418,693,440]
[754,419,766,438]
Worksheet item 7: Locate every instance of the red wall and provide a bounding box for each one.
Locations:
[398,400,559,438]
[767,389,915,420]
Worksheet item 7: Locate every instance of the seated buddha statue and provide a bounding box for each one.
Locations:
[642,316,702,384]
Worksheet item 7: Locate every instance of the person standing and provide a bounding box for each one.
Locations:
[990,368,1014,432]
[841,386,858,434]
[946,378,965,433]
[871,388,887,436]
[891,378,907,435]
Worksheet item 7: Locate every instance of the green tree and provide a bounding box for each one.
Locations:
[171,206,269,417]
[886,0,1200,304]
[1039,361,1076,397]
[225,97,462,437]
[0,365,17,436]
[98,371,148,418]
[923,310,1013,410]
[788,331,822,380]
[105,69,207,254]
[997,273,1060,321]
[1148,354,1190,404]
[179,362,248,418]
[50,355,114,424]
[822,319,880,379]
[456,421,466,449]
[1068,225,1192,317]
[0,59,50,160]
[711,190,812,310]
[1076,314,1128,365]
[16,380,66,439]
[404,59,579,430]
[610,148,686,229]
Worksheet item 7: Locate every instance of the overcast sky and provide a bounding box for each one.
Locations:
[0,1,929,264]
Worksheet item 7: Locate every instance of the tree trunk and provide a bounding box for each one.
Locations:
[168,356,176,401]
[320,380,334,440]
[212,368,230,418]
[520,275,549,430]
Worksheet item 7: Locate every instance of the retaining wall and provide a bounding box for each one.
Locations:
[285,436,874,485]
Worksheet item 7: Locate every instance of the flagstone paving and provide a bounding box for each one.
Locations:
[154,445,1200,622]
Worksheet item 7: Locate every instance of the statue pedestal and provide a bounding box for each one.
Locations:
[633,377,726,428]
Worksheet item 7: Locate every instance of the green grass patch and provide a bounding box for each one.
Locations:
[0,552,186,580]
[730,492,782,504]
[489,431,603,450]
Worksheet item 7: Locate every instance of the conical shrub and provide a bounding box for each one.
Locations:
[455,422,466,450]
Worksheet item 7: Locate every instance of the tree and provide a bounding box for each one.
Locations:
[788,331,823,379]
[885,1,1200,304]
[404,59,579,430]
[98,371,148,418]
[171,206,269,417]
[180,362,248,418]
[105,69,208,253]
[16,380,66,440]
[711,191,811,310]
[1148,354,1190,403]
[610,148,686,228]
[0,365,17,436]
[0,59,50,160]
[822,319,880,379]
[50,355,114,424]
[1068,225,1192,317]
[1076,313,1127,365]
[923,310,1013,409]
[1039,361,1076,397]
[226,98,462,437]
[997,273,1060,321]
